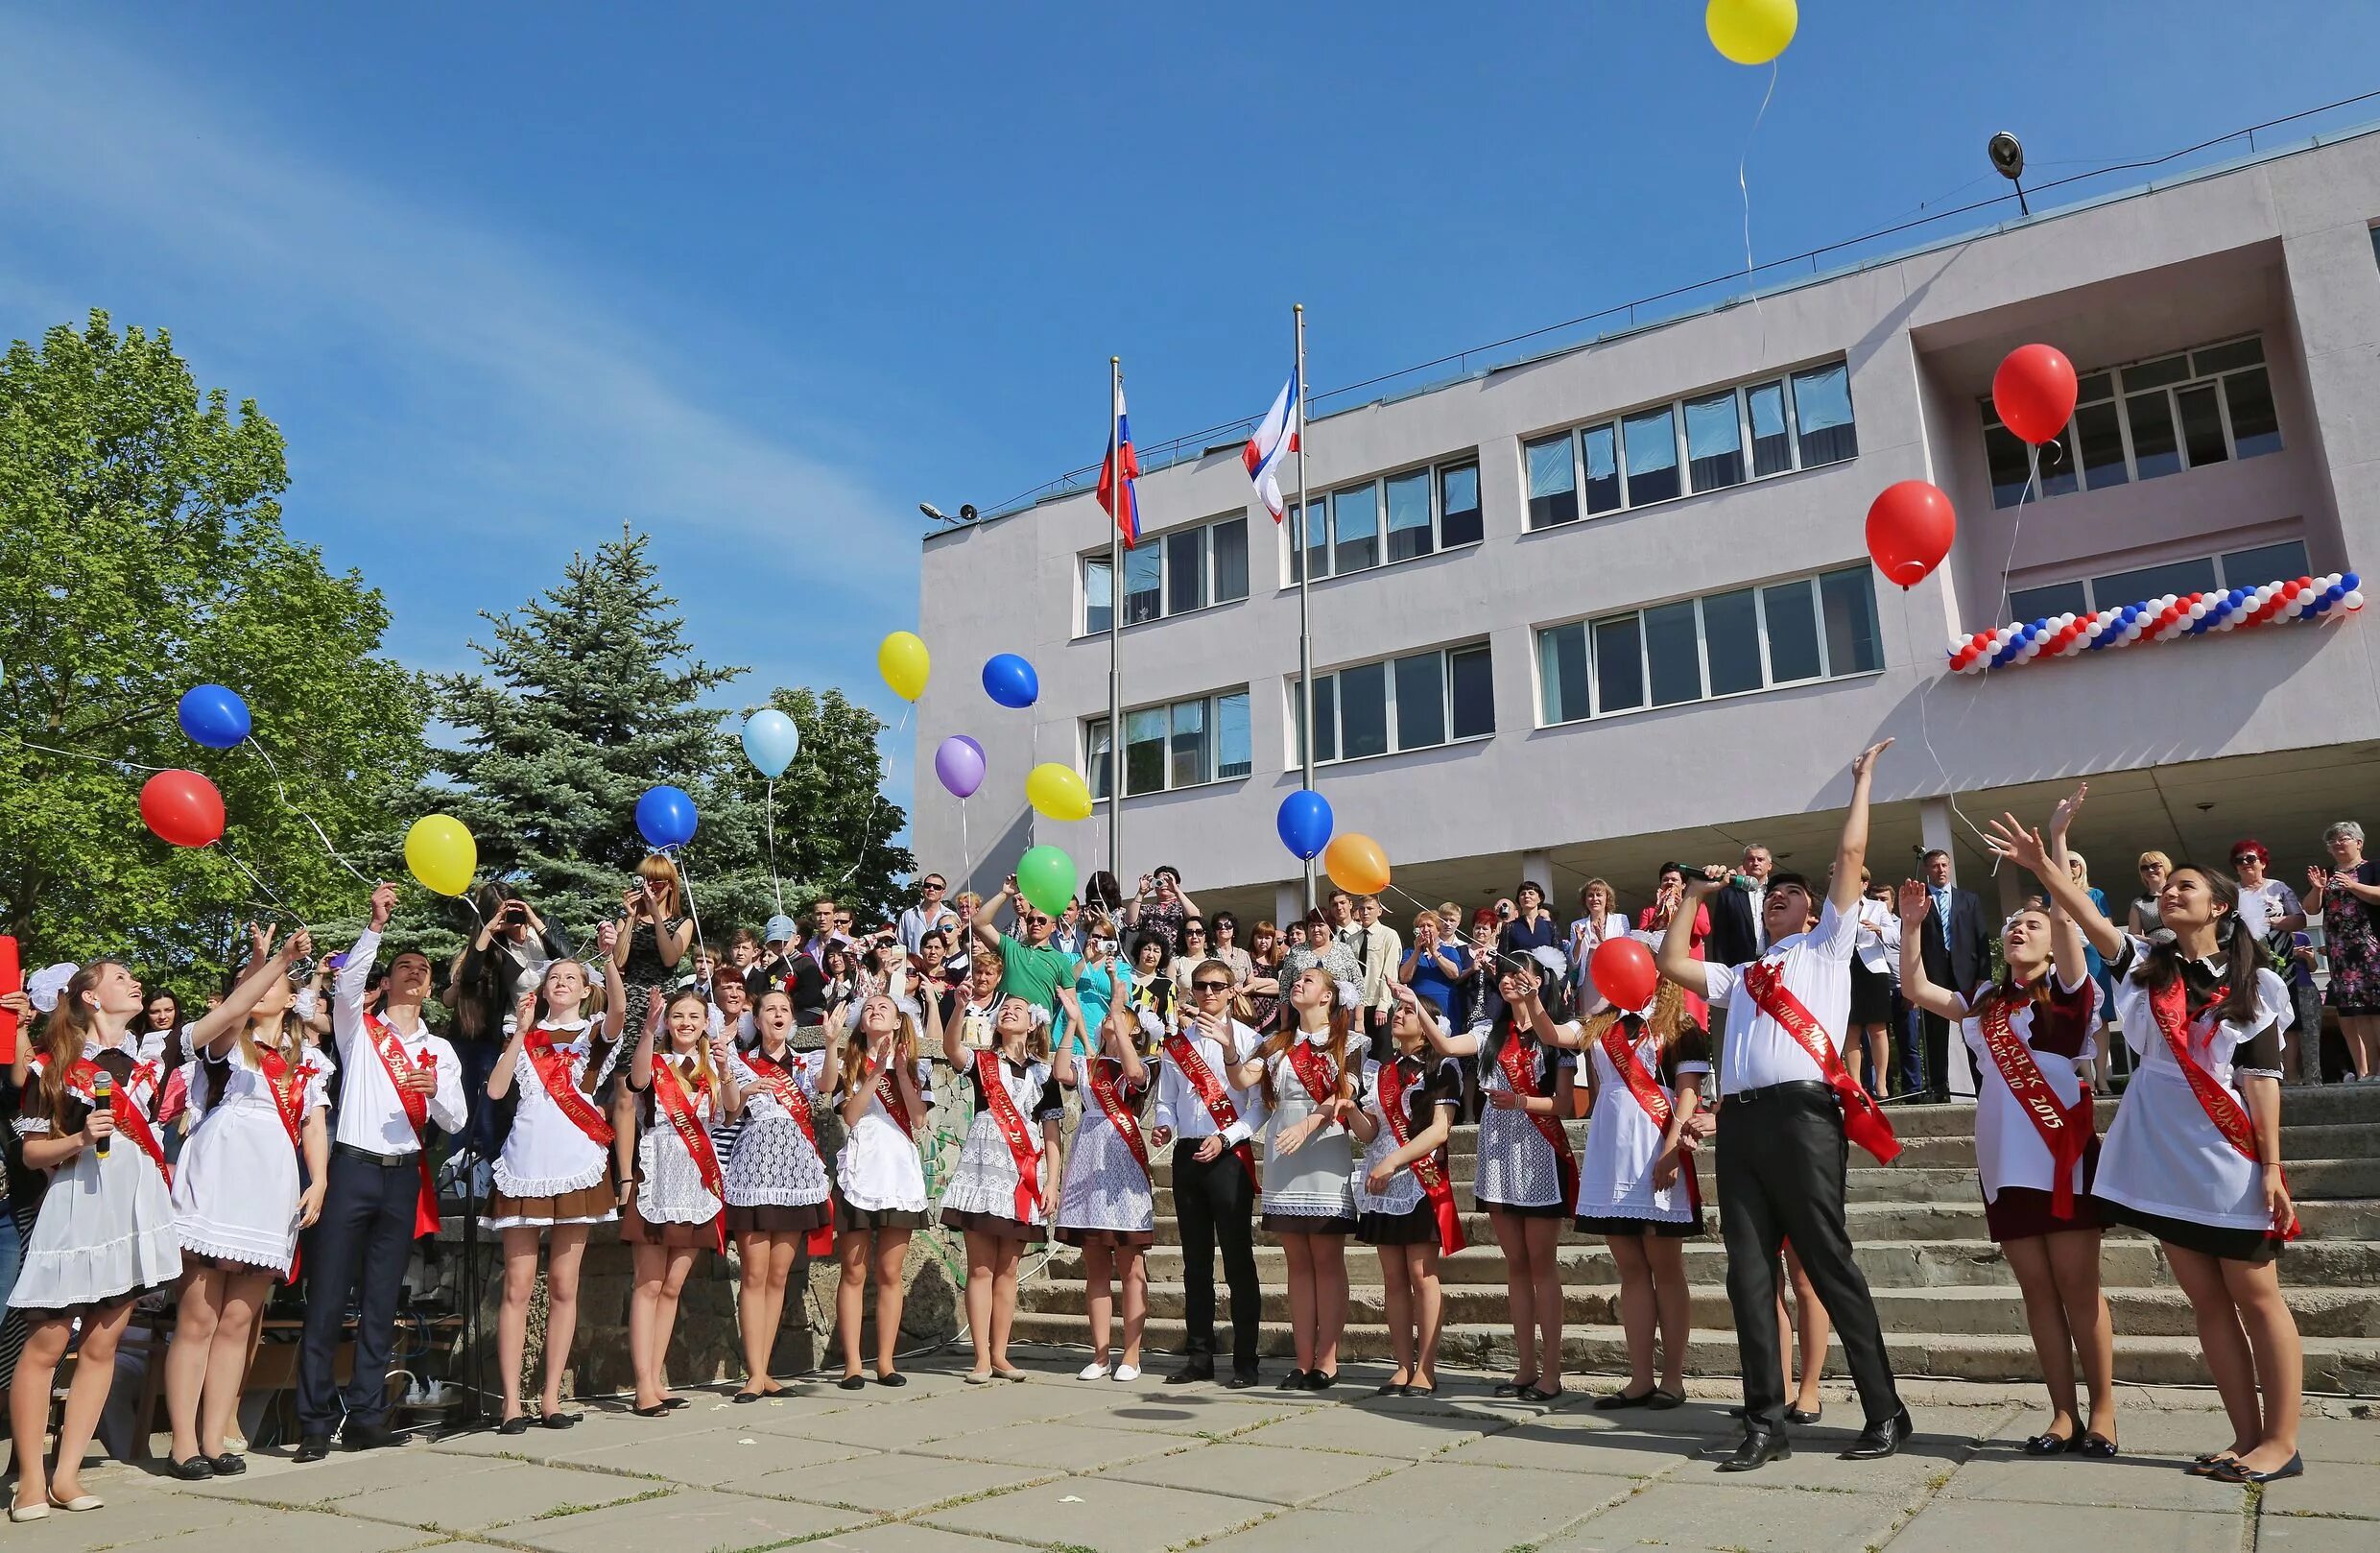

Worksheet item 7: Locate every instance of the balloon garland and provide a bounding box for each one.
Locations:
[1947,572,2363,674]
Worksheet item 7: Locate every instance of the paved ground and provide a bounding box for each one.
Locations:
[17,1351,2380,1553]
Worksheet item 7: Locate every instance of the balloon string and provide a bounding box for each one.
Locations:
[960,795,972,900]
[217,842,312,931]
[5,736,172,775]
[763,776,785,920]
[1738,60,1776,337]
[1900,585,1996,858]
[243,735,376,888]
[833,703,909,891]
[669,846,710,962]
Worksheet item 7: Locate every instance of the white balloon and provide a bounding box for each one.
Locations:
[2346,590,2366,609]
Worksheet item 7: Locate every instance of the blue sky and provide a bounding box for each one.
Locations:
[7,2,2380,828]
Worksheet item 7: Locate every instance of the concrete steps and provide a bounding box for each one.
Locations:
[1018,1086,2380,1392]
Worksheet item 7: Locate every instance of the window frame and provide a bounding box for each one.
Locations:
[1291,639,1496,768]
[1080,514,1251,635]
[1084,685,1254,800]
[1287,452,1486,585]
[2004,538,2315,624]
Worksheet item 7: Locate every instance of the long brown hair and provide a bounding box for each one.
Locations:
[656,986,716,1094]
[2128,864,2258,1029]
[832,1006,922,1101]
[1968,905,2060,1026]
[1259,963,1358,1109]
[34,962,123,1134]
[1578,978,1693,1055]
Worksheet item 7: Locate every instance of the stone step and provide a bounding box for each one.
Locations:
[1007,1312,2380,1391]
[1014,1276,2380,1339]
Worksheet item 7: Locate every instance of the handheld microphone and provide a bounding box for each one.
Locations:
[90,1070,112,1158]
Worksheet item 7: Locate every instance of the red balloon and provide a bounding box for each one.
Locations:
[140,768,225,848]
[1589,937,1658,1014]
[1992,344,2079,445]
[1866,480,1957,589]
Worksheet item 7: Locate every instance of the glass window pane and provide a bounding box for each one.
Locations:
[1087,719,1112,800]
[2192,337,2263,375]
[1124,707,1166,795]
[1684,392,1746,491]
[1450,645,1496,740]
[1538,624,1589,724]
[2224,368,2282,458]
[2177,383,2228,469]
[1984,419,2033,509]
[1702,588,1762,696]
[1792,362,1858,466]
[1216,691,1251,778]
[1166,527,1206,614]
[1592,615,1645,713]
[2037,424,2078,498]
[2092,557,2218,606]
[1622,406,1680,505]
[1297,676,1336,764]
[1302,501,1329,581]
[2009,581,2088,624]
[1386,469,1433,562]
[1643,600,1702,706]
[2221,539,2311,586]
[1747,381,1792,476]
[1338,661,1389,759]
[1820,567,1883,674]
[1439,462,1483,547]
[2075,400,2129,490]
[2122,354,2189,392]
[1524,434,1579,528]
[1762,581,1821,682]
[2076,372,2115,403]
[1210,518,1249,603]
[1392,652,1446,751]
[1332,482,1379,572]
[1168,698,1207,789]
[1582,423,1622,514]
[1084,557,1113,634]
[2126,391,2181,479]
[1124,542,1163,623]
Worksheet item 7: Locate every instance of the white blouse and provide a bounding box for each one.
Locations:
[1957,975,2099,1202]
[496,1017,619,1199]
[835,1058,935,1212]
[185,1036,335,1121]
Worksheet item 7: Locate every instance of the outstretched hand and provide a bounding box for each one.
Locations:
[1985,813,2052,876]
[2049,782,2090,840]
[1895,878,1931,922]
[1850,738,1893,780]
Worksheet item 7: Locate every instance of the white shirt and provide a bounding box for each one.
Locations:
[1152,1018,1270,1146]
[494,1016,617,1197]
[1851,896,1902,974]
[2234,878,2302,942]
[332,928,469,1157]
[1957,975,2100,1202]
[1702,897,1859,1095]
[1568,911,1633,1000]
[897,902,959,955]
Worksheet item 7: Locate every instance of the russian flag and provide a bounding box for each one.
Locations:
[1243,366,1300,521]
[1095,378,1141,548]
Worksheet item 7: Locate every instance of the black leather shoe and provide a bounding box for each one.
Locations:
[1223,1370,1260,1390]
[1786,1405,1822,1425]
[1167,1359,1215,1386]
[1275,1369,1309,1391]
[292,1436,332,1464]
[208,1453,247,1476]
[1303,1370,1338,1391]
[168,1455,217,1481]
[1842,1406,1915,1461]
[498,1416,531,1436]
[1717,1428,1792,1472]
[342,1422,396,1451]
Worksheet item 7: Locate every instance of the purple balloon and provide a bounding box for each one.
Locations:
[935,734,987,799]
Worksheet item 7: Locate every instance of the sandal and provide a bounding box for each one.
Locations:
[1518,1383,1561,1402]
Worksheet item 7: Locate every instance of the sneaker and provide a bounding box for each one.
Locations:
[1077,1361,1111,1381]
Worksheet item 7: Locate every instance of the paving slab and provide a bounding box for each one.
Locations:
[2293,1414,2380,1466]
[907,1420,1189,1470]
[1192,1507,1571,1553]
[190,1447,510,1506]
[1940,1450,2251,1514]
[497,1485,870,1553]
[722,1449,1059,1512]
[559,1423,879,1485]
[2261,1464,2380,1520]
[2259,1516,2380,1551]
[1664,1428,1971,1496]
[1544,1480,1910,1553]
[1092,1397,1304,1438]
[1306,1461,1635,1542]
[1880,1498,2251,1553]
[921,1473,1276,1553]
[0,1495,332,1553]
[1440,1421,1702,1477]
[1231,1405,1489,1458]
[1093,1440,1399,1506]
[116,1506,440,1553]
[799,1524,1030,1553]
[331,1460,667,1532]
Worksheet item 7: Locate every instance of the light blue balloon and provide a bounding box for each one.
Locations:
[742,709,801,777]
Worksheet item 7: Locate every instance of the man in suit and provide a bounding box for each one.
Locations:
[1916,848,1989,1102]
[1702,844,1772,1064]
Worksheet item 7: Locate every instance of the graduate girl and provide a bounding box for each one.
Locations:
[937,991,1066,1383]
[623,985,731,1416]
[724,988,838,1400]
[831,990,933,1388]
[1053,999,1156,1382]
[1350,983,1464,1397]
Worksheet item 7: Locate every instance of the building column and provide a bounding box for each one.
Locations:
[1520,849,1554,897]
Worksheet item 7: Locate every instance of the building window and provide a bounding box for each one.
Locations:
[1086,686,1252,799]
[1081,514,1250,633]
[1982,336,2282,509]
[1291,452,1486,582]
[2005,538,2313,622]
[1523,359,1857,532]
[1534,565,1882,725]
[1293,642,1495,766]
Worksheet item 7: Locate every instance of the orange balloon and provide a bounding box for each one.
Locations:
[1322,832,1391,896]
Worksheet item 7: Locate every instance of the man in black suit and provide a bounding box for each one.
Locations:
[1702,843,1772,1065]
[1915,848,1989,1101]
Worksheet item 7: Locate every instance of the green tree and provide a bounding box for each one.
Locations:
[0,311,434,987]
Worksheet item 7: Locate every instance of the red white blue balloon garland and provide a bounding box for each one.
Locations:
[1948,571,2362,674]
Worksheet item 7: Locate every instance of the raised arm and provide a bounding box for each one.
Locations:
[487,992,536,1101]
[1831,739,1892,917]
[2043,790,2092,988]
[1895,880,1967,1020]
[190,924,314,1057]
[971,879,1015,955]
[1987,799,2126,961]
[934,985,966,1071]
[630,987,661,1088]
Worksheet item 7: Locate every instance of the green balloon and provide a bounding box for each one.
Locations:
[1015,844,1076,918]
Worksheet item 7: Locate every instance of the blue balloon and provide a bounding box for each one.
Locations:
[635,785,698,850]
[741,709,801,777]
[1276,788,1334,861]
[982,653,1040,709]
[178,683,251,750]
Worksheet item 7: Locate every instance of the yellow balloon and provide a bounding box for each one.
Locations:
[404,814,477,897]
[1025,762,1094,823]
[878,631,930,703]
[1705,0,1796,65]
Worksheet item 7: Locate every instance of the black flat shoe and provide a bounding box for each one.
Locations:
[292,1437,331,1464]
[837,1374,868,1392]
[1518,1384,1560,1402]
[1841,1405,1915,1461]
[1406,1383,1437,1398]
[1303,1370,1338,1391]
[2075,1432,2117,1460]
[1786,1405,1822,1425]
[1718,1428,1792,1473]
[1276,1369,1309,1391]
[660,1397,688,1410]
[2208,1451,2302,1485]
[1222,1372,1259,1390]
[541,1412,580,1429]
[207,1453,247,1476]
[498,1416,532,1436]
[2022,1430,2075,1457]
[875,1371,908,1388]
[168,1455,217,1481]
[631,1401,671,1417]
[1492,1376,1537,1398]
[1644,1388,1684,1410]
[1167,1361,1215,1386]
[732,1391,763,1404]
[1373,1381,1405,1397]
[1594,1387,1658,1411]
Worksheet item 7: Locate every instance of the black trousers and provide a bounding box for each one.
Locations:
[298,1148,423,1436]
[1171,1141,1260,1376]
[1716,1083,1901,1427]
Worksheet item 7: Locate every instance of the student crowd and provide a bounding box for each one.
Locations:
[3,751,2371,1519]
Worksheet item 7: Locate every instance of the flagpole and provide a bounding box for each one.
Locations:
[1294,305,1315,915]
[1107,355,1124,903]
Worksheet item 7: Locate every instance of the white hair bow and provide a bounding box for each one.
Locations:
[26,963,77,1014]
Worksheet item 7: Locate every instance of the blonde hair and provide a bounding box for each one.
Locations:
[834,1007,923,1100]
[1578,978,1694,1052]
[2067,848,2091,887]
[2137,849,2172,873]
[637,854,683,913]
[659,986,715,1093]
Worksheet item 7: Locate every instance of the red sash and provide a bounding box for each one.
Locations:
[1598,1019,1700,1214]
[975,1055,1046,1222]
[1085,1057,1151,1181]
[364,1015,442,1237]
[1495,1034,1577,1207]
[2147,977,2300,1241]
[1740,961,1901,1164]
[64,1057,171,1186]
[1285,1037,1340,1109]
[1977,996,2093,1219]
[524,1029,615,1150]
[1160,1032,1257,1186]
[253,1046,311,1153]
[1376,1059,1465,1254]
[744,1050,835,1256]
[873,1063,919,1137]
[650,1055,727,1253]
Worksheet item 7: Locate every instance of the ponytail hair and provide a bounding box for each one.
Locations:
[2127,864,2258,1028]
[34,960,125,1134]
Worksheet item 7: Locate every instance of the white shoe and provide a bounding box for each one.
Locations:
[1078,1361,1111,1381]
[9,1501,47,1523]
[49,1493,103,1513]
[1111,1364,1141,1383]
